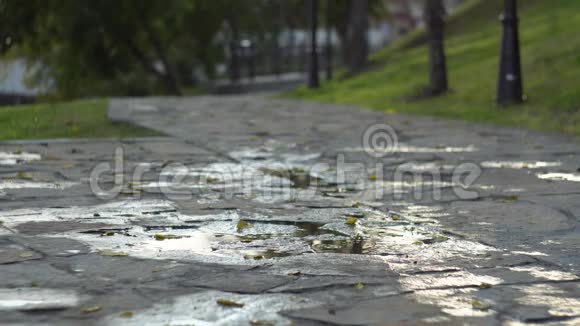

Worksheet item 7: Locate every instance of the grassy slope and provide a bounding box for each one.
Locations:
[290,0,580,136]
[0,99,159,141]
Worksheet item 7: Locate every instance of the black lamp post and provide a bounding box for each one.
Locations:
[497,0,523,105]
[308,0,320,89]
[325,0,333,81]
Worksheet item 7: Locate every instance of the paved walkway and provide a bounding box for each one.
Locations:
[1,95,580,325]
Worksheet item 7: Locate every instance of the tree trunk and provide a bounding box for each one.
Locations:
[348,0,369,73]
[226,15,241,83]
[336,0,351,65]
[140,18,182,96]
[425,0,448,95]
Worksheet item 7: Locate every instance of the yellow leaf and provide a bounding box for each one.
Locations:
[345,217,358,226]
[18,251,35,258]
[97,249,128,257]
[236,220,252,232]
[471,300,490,310]
[81,305,102,314]
[500,195,519,202]
[120,311,134,318]
[354,282,365,289]
[154,234,182,241]
[16,171,33,180]
[479,282,493,289]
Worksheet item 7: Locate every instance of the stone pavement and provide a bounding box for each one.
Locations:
[1,95,580,325]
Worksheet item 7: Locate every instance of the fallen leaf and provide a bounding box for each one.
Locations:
[499,195,519,202]
[81,305,102,314]
[97,249,128,257]
[30,281,41,287]
[236,220,252,232]
[16,171,33,180]
[18,251,35,258]
[206,177,221,184]
[471,300,490,311]
[433,235,449,242]
[119,311,134,318]
[345,217,358,226]
[154,234,182,241]
[354,282,365,289]
[127,181,142,188]
[479,282,493,289]
[367,174,378,181]
[216,299,244,308]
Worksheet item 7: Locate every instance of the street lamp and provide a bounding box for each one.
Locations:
[325,0,333,81]
[497,0,523,105]
[308,0,320,89]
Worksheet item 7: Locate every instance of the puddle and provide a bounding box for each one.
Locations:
[0,151,41,165]
[537,172,580,182]
[341,144,478,154]
[0,196,501,271]
[514,284,580,318]
[151,146,332,204]
[509,266,578,281]
[0,199,186,229]
[481,161,561,169]
[102,290,316,326]
[411,288,495,318]
[0,288,80,311]
[0,180,77,190]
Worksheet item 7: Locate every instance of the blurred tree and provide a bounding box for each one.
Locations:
[326,0,385,69]
[0,0,195,96]
[1,0,273,97]
[424,0,448,95]
[349,0,369,73]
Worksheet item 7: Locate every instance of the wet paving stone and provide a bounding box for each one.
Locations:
[0,96,579,324]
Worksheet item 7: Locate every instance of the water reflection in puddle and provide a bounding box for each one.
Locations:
[481,161,561,169]
[0,152,41,165]
[0,180,77,190]
[341,144,478,154]
[537,172,580,182]
[0,288,80,311]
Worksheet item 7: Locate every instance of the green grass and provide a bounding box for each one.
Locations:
[0,99,160,141]
[289,0,580,136]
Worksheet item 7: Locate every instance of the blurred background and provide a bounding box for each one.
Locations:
[0,0,579,139]
[0,0,469,99]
